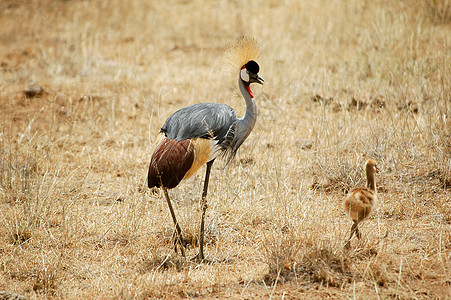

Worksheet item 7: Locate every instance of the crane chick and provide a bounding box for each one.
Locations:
[343,159,378,248]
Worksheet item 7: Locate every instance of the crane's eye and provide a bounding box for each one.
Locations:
[240,68,250,82]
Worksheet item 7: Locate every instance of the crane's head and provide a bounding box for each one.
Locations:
[240,60,264,85]
[240,60,264,98]
[224,37,264,97]
[365,159,379,174]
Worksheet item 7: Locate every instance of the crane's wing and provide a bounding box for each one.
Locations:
[161,103,236,143]
[148,103,238,189]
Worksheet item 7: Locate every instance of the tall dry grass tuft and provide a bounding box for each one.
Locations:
[262,231,381,290]
[1,123,49,245]
[295,242,355,288]
[262,230,301,285]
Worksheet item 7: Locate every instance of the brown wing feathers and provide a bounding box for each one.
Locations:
[148,138,195,189]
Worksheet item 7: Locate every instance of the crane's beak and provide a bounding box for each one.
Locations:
[250,74,264,85]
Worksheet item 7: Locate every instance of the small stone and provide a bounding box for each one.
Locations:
[24,85,43,98]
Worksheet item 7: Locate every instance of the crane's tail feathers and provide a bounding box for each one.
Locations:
[148,138,195,189]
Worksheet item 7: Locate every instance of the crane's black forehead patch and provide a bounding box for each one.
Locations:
[245,60,260,74]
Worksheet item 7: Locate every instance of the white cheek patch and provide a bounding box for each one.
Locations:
[240,68,250,82]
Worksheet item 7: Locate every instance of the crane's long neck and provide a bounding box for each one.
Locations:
[236,76,257,141]
[366,168,376,193]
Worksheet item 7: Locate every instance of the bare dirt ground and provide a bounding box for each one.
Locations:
[0,0,450,299]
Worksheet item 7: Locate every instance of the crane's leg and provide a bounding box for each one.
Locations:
[344,220,359,249]
[195,159,214,261]
[163,187,186,258]
[355,226,361,240]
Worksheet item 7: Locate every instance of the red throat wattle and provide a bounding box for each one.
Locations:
[246,85,254,98]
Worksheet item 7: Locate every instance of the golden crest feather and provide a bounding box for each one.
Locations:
[224,36,261,71]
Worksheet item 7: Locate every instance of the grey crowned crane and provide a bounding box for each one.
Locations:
[343,159,379,249]
[147,38,264,261]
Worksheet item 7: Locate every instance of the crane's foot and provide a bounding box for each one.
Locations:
[344,240,351,250]
[356,230,362,240]
[190,252,205,263]
[172,230,187,258]
[190,243,205,262]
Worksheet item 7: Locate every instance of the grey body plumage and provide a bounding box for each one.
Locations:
[161,102,236,143]
[160,72,259,162]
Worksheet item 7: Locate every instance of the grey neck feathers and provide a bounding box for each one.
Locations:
[366,168,376,192]
[236,76,258,143]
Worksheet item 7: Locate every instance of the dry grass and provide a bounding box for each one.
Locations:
[0,0,450,298]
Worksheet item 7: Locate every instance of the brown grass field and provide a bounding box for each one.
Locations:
[1,0,450,298]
